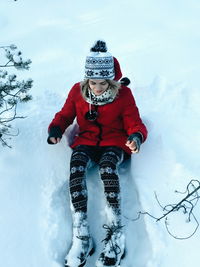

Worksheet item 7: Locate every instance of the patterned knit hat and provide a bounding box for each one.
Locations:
[85,40,115,80]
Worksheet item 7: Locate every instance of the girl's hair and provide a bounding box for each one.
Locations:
[80,79,121,100]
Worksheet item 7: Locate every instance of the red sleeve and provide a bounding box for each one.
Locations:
[122,87,147,142]
[48,84,78,134]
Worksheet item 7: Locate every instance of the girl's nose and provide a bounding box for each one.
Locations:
[95,84,101,90]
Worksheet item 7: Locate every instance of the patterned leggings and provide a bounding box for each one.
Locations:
[69,145,126,214]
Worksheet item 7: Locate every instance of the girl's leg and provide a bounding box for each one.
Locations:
[96,146,125,267]
[65,145,95,267]
[99,146,124,223]
[69,145,91,213]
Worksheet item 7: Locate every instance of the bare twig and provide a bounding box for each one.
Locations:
[156,182,200,222]
[123,179,200,240]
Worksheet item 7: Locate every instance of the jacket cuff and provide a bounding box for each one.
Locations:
[47,126,62,144]
[128,132,143,143]
[127,132,143,152]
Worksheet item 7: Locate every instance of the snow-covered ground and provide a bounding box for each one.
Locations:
[0,0,200,267]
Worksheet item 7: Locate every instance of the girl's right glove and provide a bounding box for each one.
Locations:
[47,126,62,144]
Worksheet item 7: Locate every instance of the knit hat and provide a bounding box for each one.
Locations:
[85,40,122,81]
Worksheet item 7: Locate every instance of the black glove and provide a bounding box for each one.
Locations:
[120,77,131,86]
[127,132,143,152]
[47,126,62,144]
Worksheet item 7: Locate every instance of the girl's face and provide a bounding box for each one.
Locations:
[88,79,109,96]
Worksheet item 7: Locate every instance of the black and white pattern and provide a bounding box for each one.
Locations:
[85,88,117,106]
[85,53,115,80]
[69,146,124,214]
[99,150,123,213]
[69,151,91,213]
[68,145,125,266]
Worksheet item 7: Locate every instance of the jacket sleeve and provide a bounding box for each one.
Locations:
[48,85,77,134]
[122,87,148,142]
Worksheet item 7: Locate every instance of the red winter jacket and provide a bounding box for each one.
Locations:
[48,83,147,155]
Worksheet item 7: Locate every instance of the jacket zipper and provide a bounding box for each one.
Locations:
[94,106,102,146]
[95,121,102,146]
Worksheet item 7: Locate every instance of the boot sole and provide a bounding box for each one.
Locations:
[96,249,125,267]
[121,249,125,259]
[65,246,95,267]
[117,249,126,266]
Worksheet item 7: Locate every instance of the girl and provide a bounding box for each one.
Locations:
[47,40,147,267]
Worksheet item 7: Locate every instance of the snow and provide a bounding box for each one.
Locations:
[13,54,22,64]
[0,0,200,267]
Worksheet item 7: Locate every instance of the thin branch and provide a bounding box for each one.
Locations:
[0,102,16,116]
[2,128,19,137]
[156,183,200,222]
[165,213,199,240]
[0,62,15,68]
[123,179,200,240]
[0,136,12,148]
[123,211,159,222]
[1,116,26,123]
[0,46,12,49]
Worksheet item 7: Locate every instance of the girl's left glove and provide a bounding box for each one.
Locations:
[126,132,143,153]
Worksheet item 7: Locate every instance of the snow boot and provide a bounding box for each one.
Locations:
[64,212,95,267]
[96,223,125,267]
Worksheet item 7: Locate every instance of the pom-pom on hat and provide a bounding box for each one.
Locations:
[85,40,122,80]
